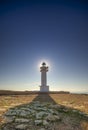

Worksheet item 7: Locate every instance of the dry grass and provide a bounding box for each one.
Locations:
[50,94,88,114]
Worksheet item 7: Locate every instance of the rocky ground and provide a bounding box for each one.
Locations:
[0,94,88,130]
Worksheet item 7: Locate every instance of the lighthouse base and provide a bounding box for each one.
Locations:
[40,85,49,92]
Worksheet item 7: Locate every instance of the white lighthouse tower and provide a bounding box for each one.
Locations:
[40,62,49,92]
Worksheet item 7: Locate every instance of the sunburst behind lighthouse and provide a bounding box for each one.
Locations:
[40,62,49,92]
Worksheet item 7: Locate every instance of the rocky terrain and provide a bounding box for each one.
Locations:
[0,94,88,130]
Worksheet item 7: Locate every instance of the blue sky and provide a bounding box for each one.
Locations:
[0,0,88,93]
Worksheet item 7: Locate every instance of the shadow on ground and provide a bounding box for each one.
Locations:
[32,93,57,104]
[0,93,88,130]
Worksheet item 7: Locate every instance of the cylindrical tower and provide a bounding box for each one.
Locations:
[40,62,49,92]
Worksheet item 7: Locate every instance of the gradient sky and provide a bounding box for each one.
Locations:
[0,0,88,93]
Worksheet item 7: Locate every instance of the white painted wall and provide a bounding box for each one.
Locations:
[40,66,49,92]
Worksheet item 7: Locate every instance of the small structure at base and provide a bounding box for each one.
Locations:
[40,62,49,92]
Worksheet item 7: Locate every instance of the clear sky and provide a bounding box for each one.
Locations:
[0,0,88,93]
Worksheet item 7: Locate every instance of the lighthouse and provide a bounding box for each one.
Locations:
[40,62,49,92]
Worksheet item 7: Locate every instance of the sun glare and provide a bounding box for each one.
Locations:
[38,59,51,69]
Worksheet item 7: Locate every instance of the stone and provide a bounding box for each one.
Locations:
[5,117,14,123]
[54,115,60,120]
[5,110,16,116]
[48,109,54,114]
[85,114,88,117]
[20,111,27,117]
[35,120,42,125]
[45,114,60,122]
[2,126,9,130]
[15,118,29,123]
[39,128,45,130]
[63,108,69,112]
[43,120,49,126]
[50,104,61,109]
[20,107,31,111]
[36,111,48,119]
[72,109,78,112]
[15,124,27,129]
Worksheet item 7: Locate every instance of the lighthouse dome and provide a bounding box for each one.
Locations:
[42,62,46,66]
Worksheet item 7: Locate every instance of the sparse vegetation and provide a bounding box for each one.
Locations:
[0,93,88,130]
